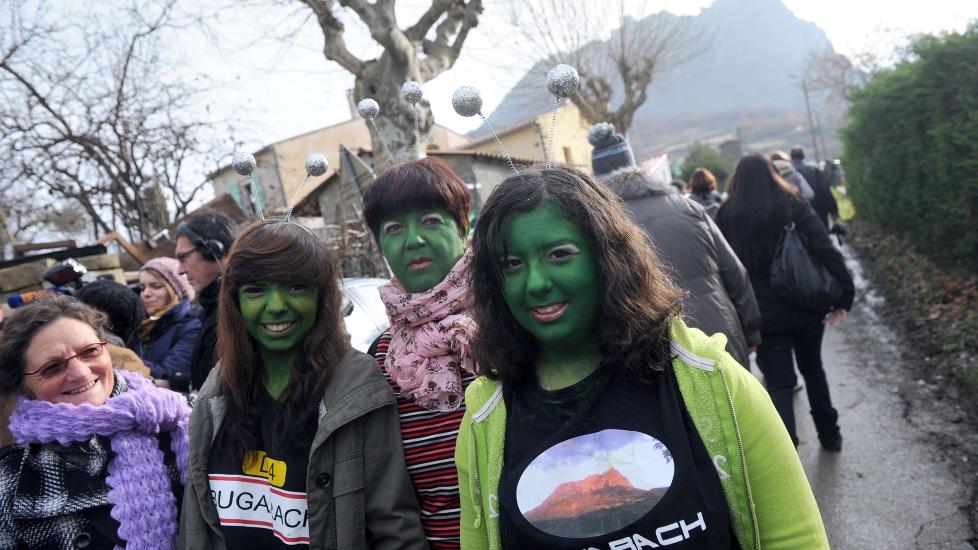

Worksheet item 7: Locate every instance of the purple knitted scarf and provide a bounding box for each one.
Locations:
[8,370,191,550]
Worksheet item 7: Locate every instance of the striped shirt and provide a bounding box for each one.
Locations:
[372,332,475,550]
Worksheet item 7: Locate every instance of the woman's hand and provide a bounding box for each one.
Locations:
[824,308,848,325]
[152,378,171,389]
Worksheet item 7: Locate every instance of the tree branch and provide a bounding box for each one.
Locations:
[406,0,451,41]
[299,0,366,74]
[418,0,482,79]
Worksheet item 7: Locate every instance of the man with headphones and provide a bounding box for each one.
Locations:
[175,211,238,391]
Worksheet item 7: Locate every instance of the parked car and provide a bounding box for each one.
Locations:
[340,278,390,353]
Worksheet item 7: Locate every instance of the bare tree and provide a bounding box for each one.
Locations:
[803,49,869,105]
[496,0,704,135]
[804,26,912,105]
[295,0,482,167]
[0,0,236,243]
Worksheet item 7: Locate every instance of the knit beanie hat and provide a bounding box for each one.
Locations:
[140,257,195,302]
[588,122,636,177]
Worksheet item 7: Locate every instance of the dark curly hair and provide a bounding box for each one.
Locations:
[76,280,144,344]
[216,220,347,458]
[470,165,684,383]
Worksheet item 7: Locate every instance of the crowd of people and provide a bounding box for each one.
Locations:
[0,122,852,549]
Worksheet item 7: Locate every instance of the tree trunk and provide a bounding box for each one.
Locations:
[354,53,432,171]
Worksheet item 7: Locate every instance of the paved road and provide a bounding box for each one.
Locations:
[758,245,976,549]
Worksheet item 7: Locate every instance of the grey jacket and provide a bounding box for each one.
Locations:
[601,166,762,367]
[773,159,815,200]
[179,349,429,550]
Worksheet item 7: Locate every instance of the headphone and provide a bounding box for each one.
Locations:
[177,222,226,261]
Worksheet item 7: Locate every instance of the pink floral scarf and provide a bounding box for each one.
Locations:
[378,250,476,411]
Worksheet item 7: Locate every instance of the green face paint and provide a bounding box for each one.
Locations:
[497,202,600,351]
[379,209,466,293]
[238,281,319,354]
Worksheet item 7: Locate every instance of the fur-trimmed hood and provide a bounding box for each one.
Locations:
[597,165,676,201]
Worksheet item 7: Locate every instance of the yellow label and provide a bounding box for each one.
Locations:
[242,451,287,487]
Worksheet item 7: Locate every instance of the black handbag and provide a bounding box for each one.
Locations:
[770,221,843,312]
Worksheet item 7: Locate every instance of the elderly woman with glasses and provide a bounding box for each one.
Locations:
[0,295,190,550]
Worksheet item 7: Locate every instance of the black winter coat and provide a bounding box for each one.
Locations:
[717,198,854,333]
[189,279,220,391]
[793,161,839,227]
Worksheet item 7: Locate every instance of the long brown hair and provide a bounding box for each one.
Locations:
[470,166,684,383]
[216,220,346,454]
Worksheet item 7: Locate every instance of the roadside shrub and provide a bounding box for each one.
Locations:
[842,23,978,270]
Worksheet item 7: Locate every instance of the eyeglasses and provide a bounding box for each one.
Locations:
[25,341,109,379]
[175,248,197,262]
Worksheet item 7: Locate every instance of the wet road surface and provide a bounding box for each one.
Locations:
[755,245,976,549]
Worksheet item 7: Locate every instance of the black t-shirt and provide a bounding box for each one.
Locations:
[499,364,738,549]
[208,388,314,548]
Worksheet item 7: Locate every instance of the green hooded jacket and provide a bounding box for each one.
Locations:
[455,318,828,550]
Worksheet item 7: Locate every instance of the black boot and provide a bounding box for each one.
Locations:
[818,432,843,452]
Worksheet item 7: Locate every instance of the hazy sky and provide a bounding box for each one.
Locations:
[177,0,975,151]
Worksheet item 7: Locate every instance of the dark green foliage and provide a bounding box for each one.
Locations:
[842,24,978,270]
[680,142,735,190]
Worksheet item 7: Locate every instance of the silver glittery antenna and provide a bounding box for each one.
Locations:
[232,152,263,221]
[285,153,329,222]
[544,64,581,169]
[452,85,519,176]
[401,81,424,158]
[358,98,396,165]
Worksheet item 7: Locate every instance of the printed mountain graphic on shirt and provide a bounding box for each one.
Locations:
[524,467,668,537]
[516,430,674,539]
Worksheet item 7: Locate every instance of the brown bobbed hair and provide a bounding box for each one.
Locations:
[688,167,718,194]
[0,295,108,393]
[470,166,684,383]
[216,220,346,455]
[362,157,472,241]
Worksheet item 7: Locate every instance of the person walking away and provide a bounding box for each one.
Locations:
[685,167,725,220]
[361,157,477,549]
[136,257,201,391]
[717,154,854,451]
[771,150,815,200]
[791,147,840,228]
[174,211,237,391]
[588,123,761,368]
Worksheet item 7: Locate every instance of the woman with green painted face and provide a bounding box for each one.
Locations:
[180,220,428,550]
[361,157,476,549]
[458,166,828,550]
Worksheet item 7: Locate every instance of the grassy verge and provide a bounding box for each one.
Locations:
[847,218,978,394]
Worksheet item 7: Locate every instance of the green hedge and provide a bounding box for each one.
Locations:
[842,23,978,270]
